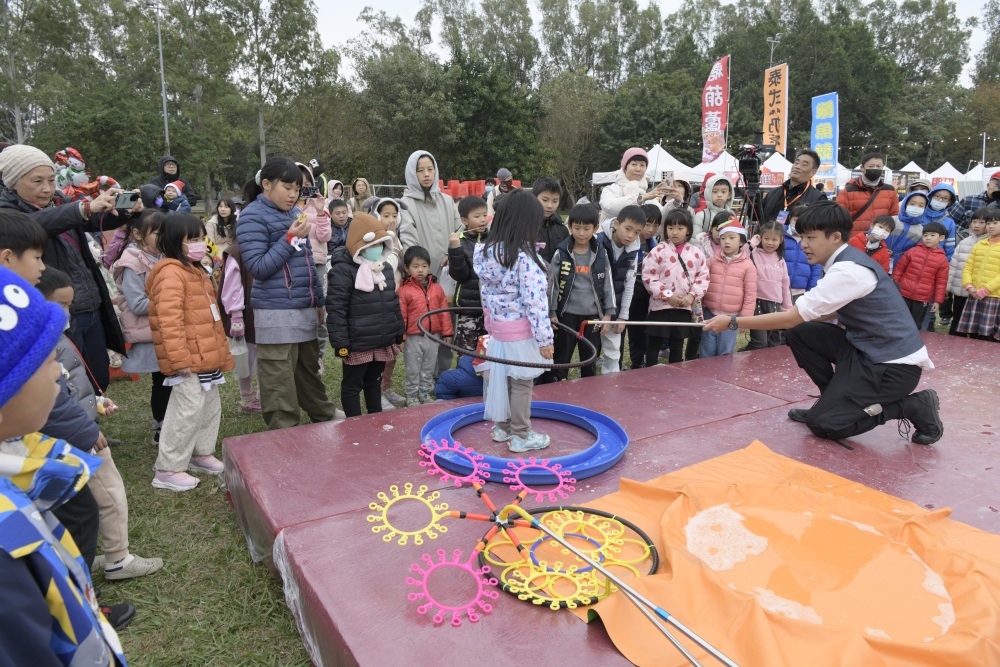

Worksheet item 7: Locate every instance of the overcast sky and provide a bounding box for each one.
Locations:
[315,0,987,85]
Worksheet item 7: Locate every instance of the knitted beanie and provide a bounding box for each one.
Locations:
[345,213,391,260]
[621,147,649,171]
[0,144,55,189]
[0,266,69,409]
[496,168,513,181]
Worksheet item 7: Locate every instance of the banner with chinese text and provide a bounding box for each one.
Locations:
[701,55,730,163]
[763,64,788,156]
[810,93,839,192]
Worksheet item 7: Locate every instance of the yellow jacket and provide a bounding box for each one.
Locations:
[962,238,1000,298]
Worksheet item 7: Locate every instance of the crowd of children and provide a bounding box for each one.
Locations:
[2,136,1000,661]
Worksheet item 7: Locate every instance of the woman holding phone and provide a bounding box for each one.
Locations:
[0,143,142,391]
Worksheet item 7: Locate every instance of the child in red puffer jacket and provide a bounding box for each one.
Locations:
[892,221,949,328]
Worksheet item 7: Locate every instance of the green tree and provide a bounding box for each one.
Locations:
[539,70,610,202]
[974,0,1000,86]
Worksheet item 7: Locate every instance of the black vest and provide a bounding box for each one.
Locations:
[832,245,925,363]
[596,231,638,304]
[553,237,611,317]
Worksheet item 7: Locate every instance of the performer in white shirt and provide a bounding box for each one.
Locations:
[704,201,943,446]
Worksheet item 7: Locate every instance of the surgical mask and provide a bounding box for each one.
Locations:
[929,199,948,211]
[869,227,889,241]
[905,205,925,218]
[485,185,494,193]
[185,241,208,262]
[864,168,883,182]
[361,245,383,262]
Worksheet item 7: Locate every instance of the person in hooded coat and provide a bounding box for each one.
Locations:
[886,192,931,268]
[150,156,198,207]
[692,174,735,235]
[598,147,669,223]
[398,150,464,374]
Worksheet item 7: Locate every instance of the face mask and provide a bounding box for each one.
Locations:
[361,245,383,262]
[485,186,494,193]
[869,227,889,241]
[864,168,883,182]
[929,199,948,211]
[905,205,925,218]
[787,220,796,235]
[185,241,208,262]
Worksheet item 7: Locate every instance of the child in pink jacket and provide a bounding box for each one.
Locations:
[745,220,792,350]
[298,163,333,363]
[641,208,709,365]
[701,219,757,357]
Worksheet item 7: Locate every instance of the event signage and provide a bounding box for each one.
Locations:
[762,64,788,157]
[810,93,839,192]
[701,55,730,163]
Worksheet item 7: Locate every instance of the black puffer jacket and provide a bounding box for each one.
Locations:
[448,229,486,308]
[150,155,198,206]
[326,247,404,354]
[0,186,127,353]
[539,213,569,264]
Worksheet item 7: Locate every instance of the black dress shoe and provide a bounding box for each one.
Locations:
[788,409,808,423]
[904,389,943,445]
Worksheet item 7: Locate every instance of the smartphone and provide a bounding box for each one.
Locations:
[114,191,139,210]
[301,185,319,200]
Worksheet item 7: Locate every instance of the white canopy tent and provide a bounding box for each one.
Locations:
[929,162,964,182]
[898,160,930,180]
[964,163,993,181]
[687,151,739,181]
[761,152,792,174]
[645,144,694,181]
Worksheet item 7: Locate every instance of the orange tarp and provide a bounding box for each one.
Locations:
[573,441,1000,667]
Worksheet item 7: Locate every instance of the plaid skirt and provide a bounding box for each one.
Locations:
[345,343,402,365]
[956,296,1000,339]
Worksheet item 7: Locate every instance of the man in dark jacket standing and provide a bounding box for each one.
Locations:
[150,155,198,206]
[836,152,899,235]
[0,144,136,391]
[760,149,827,224]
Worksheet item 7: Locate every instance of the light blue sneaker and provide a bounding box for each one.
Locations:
[491,425,511,442]
[509,431,550,453]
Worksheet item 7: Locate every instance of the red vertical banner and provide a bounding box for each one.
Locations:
[701,55,730,163]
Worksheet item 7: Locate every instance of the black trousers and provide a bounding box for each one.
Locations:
[150,371,173,423]
[51,485,100,570]
[948,296,968,336]
[553,312,600,381]
[744,299,786,349]
[628,277,650,368]
[903,297,931,329]
[341,360,386,417]
[70,310,110,392]
[787,322,921,440]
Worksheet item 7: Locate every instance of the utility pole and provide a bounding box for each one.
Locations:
[767,33,783,69]
[147,2,171,154]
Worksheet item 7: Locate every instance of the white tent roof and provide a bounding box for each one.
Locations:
[898,161,929,179]
[929,161,963,180]
[592,171,617,186]
[646,144,692,180]
[964,163,993,180]
[688,151,739,179]
[761,152,792,173]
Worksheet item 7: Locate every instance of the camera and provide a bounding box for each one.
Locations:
[735,132,775,194]
[301,185,319,200]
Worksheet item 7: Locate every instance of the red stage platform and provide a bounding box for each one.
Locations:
[224,334,999,666]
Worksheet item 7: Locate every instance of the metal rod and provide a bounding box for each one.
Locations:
[618,586,704,666]
[582,320,706,328]
[151,2,170,154]
[499,505,739,667]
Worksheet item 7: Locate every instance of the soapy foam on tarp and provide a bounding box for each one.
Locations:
[571,441,1000,667]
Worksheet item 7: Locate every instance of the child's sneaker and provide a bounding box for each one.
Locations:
[151,470,199,491]
[406,394,419,407]
[491,425,511,442]
[380,395,397,411]
[238,397,262,413]
[188,455,224,474]
[384,389,407,408]
[100,603,136,631]
[509,431,550,453]
[419,392,435,404]
[104,553,164,581]
[334,407,346,421]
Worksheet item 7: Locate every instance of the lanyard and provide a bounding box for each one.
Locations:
[783,180,812,210]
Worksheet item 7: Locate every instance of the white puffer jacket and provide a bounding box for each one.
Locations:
[948,232,987,295]
[600,171,650,222]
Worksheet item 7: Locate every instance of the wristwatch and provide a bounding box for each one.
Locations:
[728,316,739,330]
